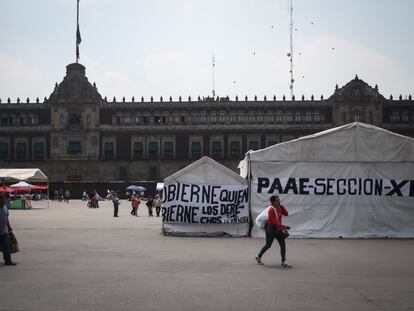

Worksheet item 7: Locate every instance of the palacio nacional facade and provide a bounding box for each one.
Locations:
[0,63,413,191]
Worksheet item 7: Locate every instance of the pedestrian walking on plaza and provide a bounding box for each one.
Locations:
[112,192,120,217]
[65,190,71,203]
[0,193,17,266]
[255,195,291,267]
[131,195,140,216]
[153,195,162,217]
[146,196,154,217]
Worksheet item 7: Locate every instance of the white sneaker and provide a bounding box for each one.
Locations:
[255,256,263,265]
[281,261,291,268]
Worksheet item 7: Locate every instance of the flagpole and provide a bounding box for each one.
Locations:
[76,0,80,63]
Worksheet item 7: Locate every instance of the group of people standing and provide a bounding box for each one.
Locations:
[53,189,71,203]
[129,195,162,217]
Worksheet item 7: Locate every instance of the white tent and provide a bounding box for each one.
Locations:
[162,156,249,236]
[240,122,414,238]
[10,181,33,188]
[0,168,48,182]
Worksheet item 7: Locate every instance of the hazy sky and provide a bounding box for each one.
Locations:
[1,0,413,101]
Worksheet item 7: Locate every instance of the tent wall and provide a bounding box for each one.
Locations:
[163,157,249,237]
[245,123,414,238]
[250,161,414,238]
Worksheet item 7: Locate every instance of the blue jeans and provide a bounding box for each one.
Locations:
[0,233,12,264]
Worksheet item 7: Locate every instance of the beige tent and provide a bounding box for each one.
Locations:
[0,168,49,206]
[0,168,48,182]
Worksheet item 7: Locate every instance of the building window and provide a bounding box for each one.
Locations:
[230,141,240,159]
[148,142,158,159]
[133,142,143,159]
[68,142,81,154]
[33,142,45,160]
[211,141,222,157]
[104,142,114,159]
[248,113,255,124]
[238,112,245,123]
[353,113,360,122]
[191,142,201,158]
[390,111,399,122]
[173,114,180,124]
[286,111,293,123]
[125,115,131,124]
[1,118,8,126]
[266,113,274,123]
[275,111,283,123]
[143,115,150,125]
[305,111,312,122]
[164,142,174,158]
[295,112,301,123]
[191,113,199,124]
[16,142,27,160]
[210,113,217,124]
[257,113,264,124]
[154,116,161,124]
[134,115,142,124]
[402,111,409,122]
[229,112,237,123]
[0,143,9,160]
[116,116,121,125]
[313,111,321,122]
[200,113,207,124]
[218,112,226,124]
[249,141,259,151]
[369,112,373,123]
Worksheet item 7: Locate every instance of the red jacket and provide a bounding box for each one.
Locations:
[266,205,288,229]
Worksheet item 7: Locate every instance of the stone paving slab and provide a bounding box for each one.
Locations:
[1,200,413,311]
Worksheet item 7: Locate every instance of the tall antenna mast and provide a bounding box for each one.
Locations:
[288,0,294,98]
[212,53,216,98]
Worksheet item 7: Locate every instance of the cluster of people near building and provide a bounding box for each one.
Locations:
[53,189,71,202]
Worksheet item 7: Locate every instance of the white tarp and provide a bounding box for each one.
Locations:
[0,168,48,182]
[242,122,414,238]
[162,156,249,236]
[10,181,33,188]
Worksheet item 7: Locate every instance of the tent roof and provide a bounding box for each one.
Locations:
[246,122,414,163]
[0,168,48,182]
[10,181,33,188]
[165,156,247,185]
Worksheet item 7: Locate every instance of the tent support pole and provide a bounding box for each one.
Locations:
[47,179,50,208]
[247,153,252,236]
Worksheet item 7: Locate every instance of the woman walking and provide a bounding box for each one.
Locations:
[255,195,291,267]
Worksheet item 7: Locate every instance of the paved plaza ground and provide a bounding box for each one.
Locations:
[1,199,413,311]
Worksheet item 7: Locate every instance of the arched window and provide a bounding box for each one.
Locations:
[134,114,142,124]
[200,112,207,124]
[286,111,293,123]
[275,111,283,123]
[125,115,131,124]
[218,111,226,124]
[313,111,320,122]
[266,113,274,123]
[305,111,312,122]
[191,112,200,124]
[229,112,237,123]
[210,112,217,124]
[295,112,301,123]
[248,112,255,124]
[402,111,409,122]
[257,112,264,124]
[237,111,245,123]
[390,111,400,122]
